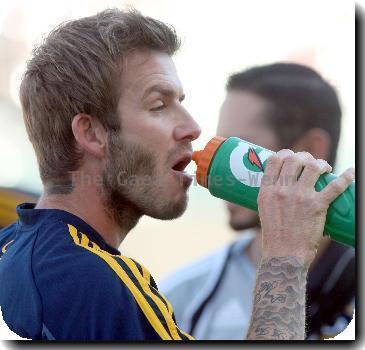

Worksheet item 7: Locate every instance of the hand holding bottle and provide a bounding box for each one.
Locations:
[192,136,356,248]
[257,149,355,267]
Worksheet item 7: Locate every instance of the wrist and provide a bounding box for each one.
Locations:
[262,242,317,269]
[260,253,311,271]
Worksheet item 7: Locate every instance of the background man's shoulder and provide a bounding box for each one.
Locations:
[159,244,231,302]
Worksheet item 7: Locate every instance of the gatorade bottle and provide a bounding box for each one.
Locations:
[192,136,355,248]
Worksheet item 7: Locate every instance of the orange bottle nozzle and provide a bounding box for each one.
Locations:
[192,151,202,164]
[192,136,227,188]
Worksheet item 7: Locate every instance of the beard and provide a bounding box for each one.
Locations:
[226,204,261,232]
[101,131,189,230]
[229,214,261,231]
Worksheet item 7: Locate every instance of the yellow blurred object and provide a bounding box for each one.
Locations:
[0,187,39,228]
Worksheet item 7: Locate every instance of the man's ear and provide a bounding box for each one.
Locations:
[291,128,331,160]
[71,114,107,159]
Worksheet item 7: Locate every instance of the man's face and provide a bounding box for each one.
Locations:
[217,90,281,231]
[102,51,201,224]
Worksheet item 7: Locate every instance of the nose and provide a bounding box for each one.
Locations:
[173,110,202,142]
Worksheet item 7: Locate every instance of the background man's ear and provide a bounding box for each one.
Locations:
[291,128,331,161]
[71,114,107,159]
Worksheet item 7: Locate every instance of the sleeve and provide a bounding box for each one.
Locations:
[34,235,194,340]
[118,256,195,341]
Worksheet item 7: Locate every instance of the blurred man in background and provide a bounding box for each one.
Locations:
[160,63,355,340]
[0,5,354,338]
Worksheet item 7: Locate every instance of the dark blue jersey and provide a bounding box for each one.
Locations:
[0,203,193,341]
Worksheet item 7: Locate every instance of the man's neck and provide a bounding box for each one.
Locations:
[36,185,138,250]
[246,227,262,267]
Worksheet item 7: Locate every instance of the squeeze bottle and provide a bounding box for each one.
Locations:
[192,136,355,248]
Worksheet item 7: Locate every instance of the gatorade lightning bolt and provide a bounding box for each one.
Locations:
[248,148,264,172]
[192,136,355,248]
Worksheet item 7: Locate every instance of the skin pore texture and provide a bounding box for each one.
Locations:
[247,256,307,340]
[36,50,201,248]
[246,146,353,340]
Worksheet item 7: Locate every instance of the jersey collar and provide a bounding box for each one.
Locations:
[16,203,121,255]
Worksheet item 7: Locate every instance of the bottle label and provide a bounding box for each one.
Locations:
[229,141,273,188]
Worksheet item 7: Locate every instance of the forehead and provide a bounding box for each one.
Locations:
[217,90,279,148]
[120,50,183,98]
[218,91,270,135]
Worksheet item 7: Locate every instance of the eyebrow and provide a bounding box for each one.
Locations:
[142,83,185,102]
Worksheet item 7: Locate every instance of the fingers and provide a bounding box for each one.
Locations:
[262,149,293,187]
[279,151,314,183]
[298,159,332,189]
[319,168,355,204]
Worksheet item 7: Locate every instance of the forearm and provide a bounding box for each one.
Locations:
[246,256,308,340]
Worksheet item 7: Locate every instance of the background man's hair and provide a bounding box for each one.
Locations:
[20,8,180,189]
[226,63,341,166]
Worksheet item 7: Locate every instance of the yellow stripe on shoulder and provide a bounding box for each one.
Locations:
[68,225,80,244]
[129,258,152,286]
[119,257,182,340]
[67,224,173,340]
[119,258,191,340]
[141,264,151,285]
[1,240,14,254]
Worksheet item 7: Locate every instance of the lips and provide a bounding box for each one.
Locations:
[171,154,192,172]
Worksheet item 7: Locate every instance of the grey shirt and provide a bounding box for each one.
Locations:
[159,231,256,340]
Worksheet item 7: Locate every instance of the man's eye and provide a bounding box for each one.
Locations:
[150,103,166,112]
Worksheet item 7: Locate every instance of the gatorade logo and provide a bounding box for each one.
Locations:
[247,148,265,172]
[230,141,273,187]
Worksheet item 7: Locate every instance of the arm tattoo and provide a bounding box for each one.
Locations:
[246,256,308,340]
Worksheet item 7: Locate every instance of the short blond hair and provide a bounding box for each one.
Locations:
[20,8,180,189]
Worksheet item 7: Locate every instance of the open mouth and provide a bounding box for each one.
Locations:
[172,156,192,173]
